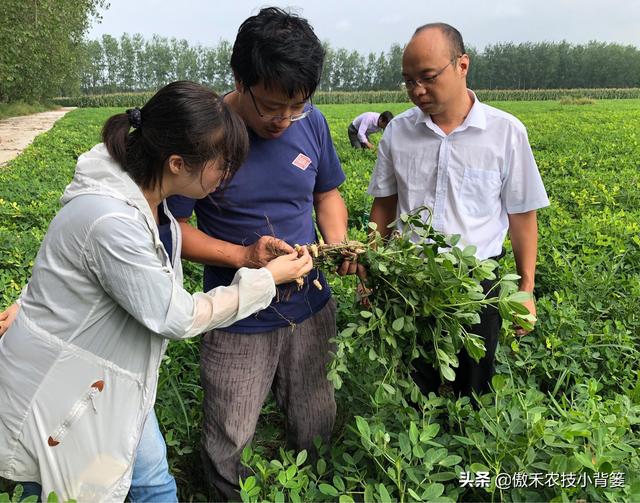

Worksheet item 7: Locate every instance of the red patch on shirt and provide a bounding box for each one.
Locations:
[292,153,312,170]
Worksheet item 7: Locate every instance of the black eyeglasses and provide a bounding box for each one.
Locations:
[247,87,313,123]
[402,58,458,90]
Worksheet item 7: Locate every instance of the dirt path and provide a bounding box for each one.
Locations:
[0,107,76,166]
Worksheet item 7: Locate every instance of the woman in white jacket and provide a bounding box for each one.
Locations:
[0,81,313,502]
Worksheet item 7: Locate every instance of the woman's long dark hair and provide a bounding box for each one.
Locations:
[102,81,248,192]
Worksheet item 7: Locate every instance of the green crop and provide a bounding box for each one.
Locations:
[1,100,639,502]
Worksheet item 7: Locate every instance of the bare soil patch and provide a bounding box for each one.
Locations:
[0,107,76,165]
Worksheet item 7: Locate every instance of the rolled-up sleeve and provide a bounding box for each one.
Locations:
[502,127,550,214]
[367,126,398,197]
[84,214,276,339]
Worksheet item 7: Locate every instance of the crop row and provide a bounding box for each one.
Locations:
[52,87,640,108]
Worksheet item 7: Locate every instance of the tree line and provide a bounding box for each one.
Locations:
[2,1,640,103]
[0,0,106,103]
[76,36,640,95]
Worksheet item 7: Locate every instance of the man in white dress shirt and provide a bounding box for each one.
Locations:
[367,22,549,397]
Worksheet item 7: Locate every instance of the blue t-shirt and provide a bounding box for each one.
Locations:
[167,108,345,333]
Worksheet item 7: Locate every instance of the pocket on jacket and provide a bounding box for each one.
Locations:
[459,167,502,218]
[25,349,145,501]
[46,379,106,447]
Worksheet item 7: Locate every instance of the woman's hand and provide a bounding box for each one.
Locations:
[265,248,313,285]
[0,303,20,337]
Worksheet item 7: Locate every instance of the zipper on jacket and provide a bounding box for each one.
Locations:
[48,380,104,447]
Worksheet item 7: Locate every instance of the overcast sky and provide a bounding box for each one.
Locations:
[87,0,640,54]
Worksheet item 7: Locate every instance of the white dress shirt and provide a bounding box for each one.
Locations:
[368,91,549,259]
[352,112,381,143]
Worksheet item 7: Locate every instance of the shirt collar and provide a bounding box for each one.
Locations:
[460,90,486,130]
[414,89,486,134]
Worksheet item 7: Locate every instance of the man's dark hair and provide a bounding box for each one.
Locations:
[230,7,325,99]
[380,111,394,124]
[414,22,466,61]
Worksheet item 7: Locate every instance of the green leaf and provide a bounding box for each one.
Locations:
[508,301,533,316]
[422,483,445,500]
[440,364,456,382]
[428,471,457,482]
[360,310,373,318]
[295,450,307,467]
[435,348,450,365]
[392,317,404,331]
[470,462,490,473]
[508,291,534,303]
[501,273,521,281]
[355,416,371,440]
[333,475,345,492]
[412,444,426,458]
[448,234,461,246]
[407,488,423,501]
[452,434,475,446]
[285,464,297,480]
[420,423,440,441]
[46,493,59,503]
[439,454,462,467]
[339,496,355,503]
[340,326,356,337]
[241,476,256,492]
[364,484,375,503]
[399,432,411,455]
[319,484,339,497]
[378,483,392,502]
[462,245,477,257]
[491,374,507,391]
[574,451,595,470]
[409,422,419,444]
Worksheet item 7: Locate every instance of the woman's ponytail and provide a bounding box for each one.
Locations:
[98,82,249,191]
[101,113,132,168]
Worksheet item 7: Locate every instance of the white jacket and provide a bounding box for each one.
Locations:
[0,144,276,501]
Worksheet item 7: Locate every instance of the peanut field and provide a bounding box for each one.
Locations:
[1,100,639,502]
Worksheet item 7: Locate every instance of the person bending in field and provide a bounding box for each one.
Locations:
[348,110,393,149]
[167,7,363,501]
[0,81,312,502]
[367,23,549,398]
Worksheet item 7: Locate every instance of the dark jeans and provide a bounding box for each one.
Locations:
[347,124,367,148]
[412,278,501,398]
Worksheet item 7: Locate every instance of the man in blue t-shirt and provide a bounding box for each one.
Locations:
[167,8,355,500]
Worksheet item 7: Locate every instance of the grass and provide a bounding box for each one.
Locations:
[0,101,58,120]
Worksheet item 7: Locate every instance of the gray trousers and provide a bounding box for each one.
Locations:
[199,299,337,500]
